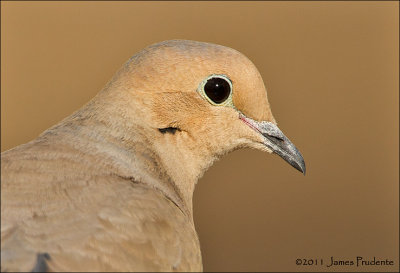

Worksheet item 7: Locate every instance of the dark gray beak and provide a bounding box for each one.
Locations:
[240,114,306,175]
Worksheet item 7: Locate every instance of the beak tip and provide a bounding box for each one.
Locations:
[293,160,306,176]
[301,161,306,176]
[240,115,307,176]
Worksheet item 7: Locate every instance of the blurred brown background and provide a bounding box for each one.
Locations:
[1,1,398,272]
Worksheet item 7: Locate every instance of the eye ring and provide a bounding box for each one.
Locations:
[197,74,233,107]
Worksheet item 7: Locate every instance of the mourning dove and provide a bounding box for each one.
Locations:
[1,40,305,272]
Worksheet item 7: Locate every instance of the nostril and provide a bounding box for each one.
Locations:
[263,134,285,146]
[263,133,284,143]
[271,135,284,141]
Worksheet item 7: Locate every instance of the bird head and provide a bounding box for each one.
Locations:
[95,40,305,208]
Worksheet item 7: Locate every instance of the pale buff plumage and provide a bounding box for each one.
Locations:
[1,40,304,272]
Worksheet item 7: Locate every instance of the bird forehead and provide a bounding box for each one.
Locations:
[230,65,275,122]
[126,40,275,121]
[131,40,247,77]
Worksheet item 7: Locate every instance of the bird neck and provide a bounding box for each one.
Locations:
[42,96,204,219]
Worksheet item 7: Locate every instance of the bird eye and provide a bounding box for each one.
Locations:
[201,76,232,105]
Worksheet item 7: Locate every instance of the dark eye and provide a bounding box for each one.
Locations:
[203,77,231,104]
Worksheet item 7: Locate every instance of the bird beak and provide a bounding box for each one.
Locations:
[239,114,306,175]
